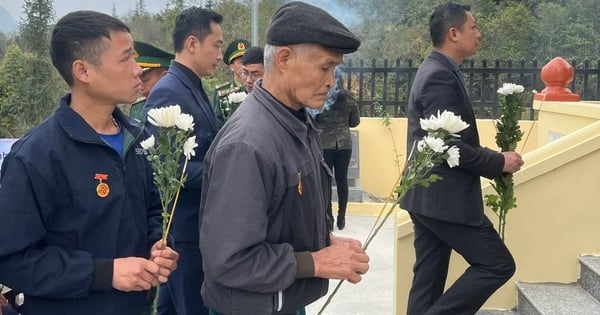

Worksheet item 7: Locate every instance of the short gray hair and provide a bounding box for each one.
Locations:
[263,43,321,72]
[263,44,277,72]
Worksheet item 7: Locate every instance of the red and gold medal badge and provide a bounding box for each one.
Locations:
[94,173,110,198]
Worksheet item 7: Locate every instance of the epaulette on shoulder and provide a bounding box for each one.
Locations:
[214,81,231,91]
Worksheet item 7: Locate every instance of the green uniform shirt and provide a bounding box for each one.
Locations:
[212,80,246,126]
[129,99,146,122]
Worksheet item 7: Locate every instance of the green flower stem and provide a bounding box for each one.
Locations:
[485,90,524,241]
[146,126,191,315]
[162,159,189,244]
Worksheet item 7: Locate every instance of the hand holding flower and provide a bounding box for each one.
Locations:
[485,82,526,240]
[141,104,198,314]
[318,110,468,314]
[149,240,179,284]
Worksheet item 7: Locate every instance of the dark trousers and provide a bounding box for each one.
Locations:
[210,308,306,315]
[157,242,209,315]
[407,213,515,315]
[323,148,352,223]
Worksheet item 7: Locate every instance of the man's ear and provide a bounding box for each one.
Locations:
[72,60,92,84]
[186,35,200,54]
[275,47,293,70]
[448,27,459,43]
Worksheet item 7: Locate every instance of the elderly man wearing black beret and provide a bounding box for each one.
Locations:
[199,1,370,315]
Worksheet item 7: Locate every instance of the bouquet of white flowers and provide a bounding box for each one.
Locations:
[222,91,247,120]
[485,83,525,241]
[318,110,468,314]
[139,104,198,315]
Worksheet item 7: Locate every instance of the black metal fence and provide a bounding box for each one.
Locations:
[342,58,600,119]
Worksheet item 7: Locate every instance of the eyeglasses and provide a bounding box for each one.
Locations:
[240,70,264,80]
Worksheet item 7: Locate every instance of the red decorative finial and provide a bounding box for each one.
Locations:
[535,57,580,101]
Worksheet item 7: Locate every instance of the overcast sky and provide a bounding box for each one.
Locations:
[0,0,168,21]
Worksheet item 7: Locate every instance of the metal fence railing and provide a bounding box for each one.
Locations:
[342,58,600,119]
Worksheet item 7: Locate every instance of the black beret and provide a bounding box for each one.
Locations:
[241,46,264,65]
[265,1,361,54]
[223,39,250,65]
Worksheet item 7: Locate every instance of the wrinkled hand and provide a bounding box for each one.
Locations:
[330,233,362,249]
[149,240,179,284]
[113,257,161,292]
[312,238,370,284]
[501,151,524,173]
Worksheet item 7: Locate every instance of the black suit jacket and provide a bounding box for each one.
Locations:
[400,51,504,226]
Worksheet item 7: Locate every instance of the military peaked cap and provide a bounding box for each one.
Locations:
[223,39,251,65]
[134,41,174,69]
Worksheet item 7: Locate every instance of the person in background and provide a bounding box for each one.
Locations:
[400,3,522,314]
[142,7,223,315]
[199,2,369,314]
[212,39,250,124]
[240,46,264,93]
[315,67,360,231]
[129,41,174,121]
[0,10,179,315]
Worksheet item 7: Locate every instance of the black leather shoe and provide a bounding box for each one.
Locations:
[336,217,345,230]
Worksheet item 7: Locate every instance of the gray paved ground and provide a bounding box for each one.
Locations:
[305,215,395,315]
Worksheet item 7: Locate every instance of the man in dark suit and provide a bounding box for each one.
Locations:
[401,3,524,315]
[143,7,223,315]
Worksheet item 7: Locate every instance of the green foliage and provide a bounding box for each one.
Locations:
[19,0,54,57]
[0,43,66,137]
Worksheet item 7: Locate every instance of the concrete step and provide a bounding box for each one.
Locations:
[580,255,600,302]
[331,186,363,202]
[517,282,600,315]
[476,310,517,315]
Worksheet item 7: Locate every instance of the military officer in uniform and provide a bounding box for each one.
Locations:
[212,38,250,125]
[130,41,174,121]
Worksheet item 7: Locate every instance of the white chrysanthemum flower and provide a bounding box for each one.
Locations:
[420,110,469,135]
[140,135,155,150]
[147,105,182,127]
[421,135,447,153]
[417,139,426,153]
[446,145,460,168]
[176,113,194,131]
[228,92,247,104]
[183,136,198,160]
[497,83,525,95]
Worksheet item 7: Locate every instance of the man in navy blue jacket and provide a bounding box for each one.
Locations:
[0,11,179,315]
[142,7,222,315]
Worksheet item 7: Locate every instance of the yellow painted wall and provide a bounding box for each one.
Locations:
[534,100,600,146]
[355,118,538,199]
